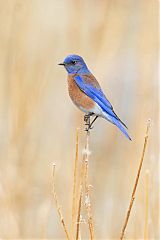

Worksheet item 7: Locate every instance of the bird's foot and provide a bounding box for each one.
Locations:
[84,114,94,132]
[84,115,98,132]
[85,123,94,132]
[84,114,90,123]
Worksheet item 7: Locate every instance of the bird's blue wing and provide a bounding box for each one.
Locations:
[73,75,131,140]
[74,75,120,120]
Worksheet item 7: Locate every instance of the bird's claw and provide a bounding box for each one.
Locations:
[85,124,94,131]
[84,115,90,122]
[84,114,96,131]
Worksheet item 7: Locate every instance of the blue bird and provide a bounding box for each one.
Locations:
[59,54,131,140]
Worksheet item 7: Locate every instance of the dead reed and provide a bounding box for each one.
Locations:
[52,164,71,240]
[83,131,94,239]
[52,128,95,240]
[120,120,151,240]
[73,129,95,240]
[52,118,152,240]
[76,185,82,240]
[71,128,79,238]
[144,169,149,239]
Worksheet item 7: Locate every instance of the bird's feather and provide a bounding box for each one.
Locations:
[74,75,131,140]
[74,75,127,126]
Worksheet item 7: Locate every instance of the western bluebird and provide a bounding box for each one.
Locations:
[59,54,131,140]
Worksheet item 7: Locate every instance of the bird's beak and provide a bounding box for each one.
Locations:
[58,63,65,66]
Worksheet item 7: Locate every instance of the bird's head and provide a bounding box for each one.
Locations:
[59,54,90,74]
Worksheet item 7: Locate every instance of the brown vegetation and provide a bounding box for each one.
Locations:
[0,0,158,239]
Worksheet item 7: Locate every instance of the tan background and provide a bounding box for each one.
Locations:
[0,0,158,239]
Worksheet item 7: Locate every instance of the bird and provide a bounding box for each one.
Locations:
[59,54,131,140]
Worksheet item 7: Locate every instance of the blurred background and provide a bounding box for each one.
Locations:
[0,0,158,239]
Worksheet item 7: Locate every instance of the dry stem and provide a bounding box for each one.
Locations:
[144,170,149,239]
[52,127,95,240]
[76,129,95,240]
[52,164,71,240]
[76,185,82,240]
[72,128,79,238]
[83,131,94,240]
[75,137,86,240]
[120,120,151,240]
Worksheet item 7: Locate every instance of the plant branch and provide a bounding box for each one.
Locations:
[72,128,79,239]
[52,164,71,240]
[120,120,151,240]
[83,130,94,240]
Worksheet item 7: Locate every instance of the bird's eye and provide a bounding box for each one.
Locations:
[71,60,77,65]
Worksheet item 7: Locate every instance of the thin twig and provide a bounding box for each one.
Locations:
[76,185,82,240]
[83,130,95,240]
[144,170,149,239]
[75,130,88,240]
[120,120,151,240]
[52,164,71,240]
[75,131,88,240]
[72,128,79,238]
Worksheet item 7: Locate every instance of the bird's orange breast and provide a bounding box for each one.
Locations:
[67,75,95,110]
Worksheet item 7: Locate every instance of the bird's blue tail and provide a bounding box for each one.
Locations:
[103,113,132,140]
[113,118,132,140]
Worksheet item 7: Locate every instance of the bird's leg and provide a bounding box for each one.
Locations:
[89,116,98,129]
[84,113,96,131]
[84,114,90,123]
[84,113,92,131]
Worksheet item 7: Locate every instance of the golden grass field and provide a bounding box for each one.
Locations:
[0,0,159,239]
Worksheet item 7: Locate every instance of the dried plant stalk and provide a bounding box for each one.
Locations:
[75,128,95,240]
[76,185,82,240]
[120,120,151,240]
[144,170,149,239]
[52,127,94,240]
[52,164,71,240]
[75,136,86,240]
[72,128,79,238]
[83,131,94,240]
